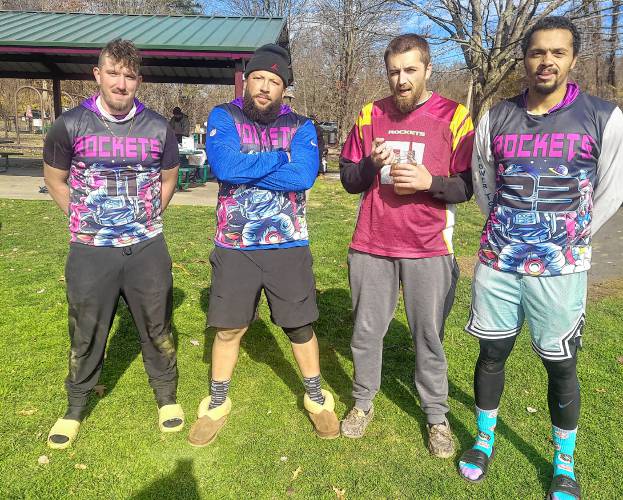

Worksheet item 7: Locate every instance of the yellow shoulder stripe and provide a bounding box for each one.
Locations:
[357,102,374,140]
[450,104,474,151]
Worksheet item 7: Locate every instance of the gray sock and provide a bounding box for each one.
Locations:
[208,379,230,410]
[303,375,325,405]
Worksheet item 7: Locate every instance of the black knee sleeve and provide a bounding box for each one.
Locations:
[543,355,580,430]
[283,324,314,344]
[474,337,516,410]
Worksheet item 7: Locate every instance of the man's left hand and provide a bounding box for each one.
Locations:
[390,163,433,195]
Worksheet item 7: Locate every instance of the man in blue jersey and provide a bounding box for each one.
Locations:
[458,17,623,499]
[187,44,339,446]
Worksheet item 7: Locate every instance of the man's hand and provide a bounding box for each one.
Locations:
[390,162,433,195]
[370,138,395,169]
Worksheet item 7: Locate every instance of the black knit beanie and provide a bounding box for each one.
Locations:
[244,44,291,85]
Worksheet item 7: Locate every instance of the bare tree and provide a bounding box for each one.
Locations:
[310,0,398,139]
[607,0,621,97]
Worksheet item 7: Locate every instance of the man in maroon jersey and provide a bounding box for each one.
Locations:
[339,34,474,457]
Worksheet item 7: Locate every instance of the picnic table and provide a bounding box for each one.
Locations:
[176,147,211,191]
[0,139,24,173]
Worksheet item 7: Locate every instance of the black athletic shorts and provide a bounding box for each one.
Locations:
[207,245,319,329]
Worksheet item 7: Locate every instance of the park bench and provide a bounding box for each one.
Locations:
[0,151,24,172]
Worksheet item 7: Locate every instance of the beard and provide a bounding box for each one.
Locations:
[533,77,563,95]
[392,84,426,114]
[101,89,133,114]
[531,67,568,95]
[243,88,281,124]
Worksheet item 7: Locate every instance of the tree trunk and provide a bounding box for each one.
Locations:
[608,0,621,98]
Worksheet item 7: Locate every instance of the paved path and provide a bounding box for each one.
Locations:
[1,161,620,282]
[590,208,623,283]
[0,160,217,206]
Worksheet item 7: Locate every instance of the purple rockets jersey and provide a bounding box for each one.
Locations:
[44,96,179,247]
[473,83,623,276]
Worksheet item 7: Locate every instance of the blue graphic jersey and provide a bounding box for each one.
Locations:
[206,98,319,250]
[473,83,623,276]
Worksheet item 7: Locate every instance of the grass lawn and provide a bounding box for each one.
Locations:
[1,178,622,499]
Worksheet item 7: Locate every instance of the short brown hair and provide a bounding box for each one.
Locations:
[98,38,142,74]
[384,34,431,67]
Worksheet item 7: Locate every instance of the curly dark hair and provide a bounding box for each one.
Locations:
[522,17,581,57]
[98,38,142,74]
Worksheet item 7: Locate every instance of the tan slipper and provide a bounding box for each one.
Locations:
[188,396,231,447]
[158,403,185,433]
[304,389,340,439]
[47,418,81,449]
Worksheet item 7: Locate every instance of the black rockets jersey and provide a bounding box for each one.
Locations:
[44,95,179,247]
[472,83,623,277]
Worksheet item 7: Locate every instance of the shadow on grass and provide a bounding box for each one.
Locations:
[130,458,200,500]
[449,380,551,490]
[317,286,465,449]
[198,287,353,407]
[79,287,185,420]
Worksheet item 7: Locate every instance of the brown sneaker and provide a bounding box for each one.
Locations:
[188,396,231,447]
[427,419,455,458]
[340,404,374,438]
[303,390,340,439]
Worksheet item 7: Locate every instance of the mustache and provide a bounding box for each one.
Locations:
[254,93,271,100]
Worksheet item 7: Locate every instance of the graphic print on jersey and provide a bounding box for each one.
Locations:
[69,161,161,246]
[480,160,593,276]
[215,185,306,247]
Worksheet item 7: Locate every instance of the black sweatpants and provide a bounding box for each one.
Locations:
[64,234,177,419]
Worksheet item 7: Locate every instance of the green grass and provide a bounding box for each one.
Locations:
[1,179,622,499]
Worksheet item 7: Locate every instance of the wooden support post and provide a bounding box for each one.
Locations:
[52,79,62,120]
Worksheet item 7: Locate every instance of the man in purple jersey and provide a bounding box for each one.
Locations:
[459,17,623,499]
[44,39,183,449]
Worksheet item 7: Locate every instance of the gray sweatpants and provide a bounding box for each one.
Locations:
[348,250,459,424]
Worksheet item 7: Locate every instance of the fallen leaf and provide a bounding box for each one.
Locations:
[280,456,288,462]
[596,388,607,393]
[75,463,87,470]
[617,356,623,365]
[68,451,76,459]
[332,486,346,500]
[172,262,190,275]
[292,466,302,480]
[19,408,38,416]
[38,455,49,466]
[267,410,272,415]
[190,339,200,347]
[36,289,45,294]
[286,486,295,496]
[35,431,42,439]
[526,406,538,414]
[58,276,65,282]
[93,385,106,397]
